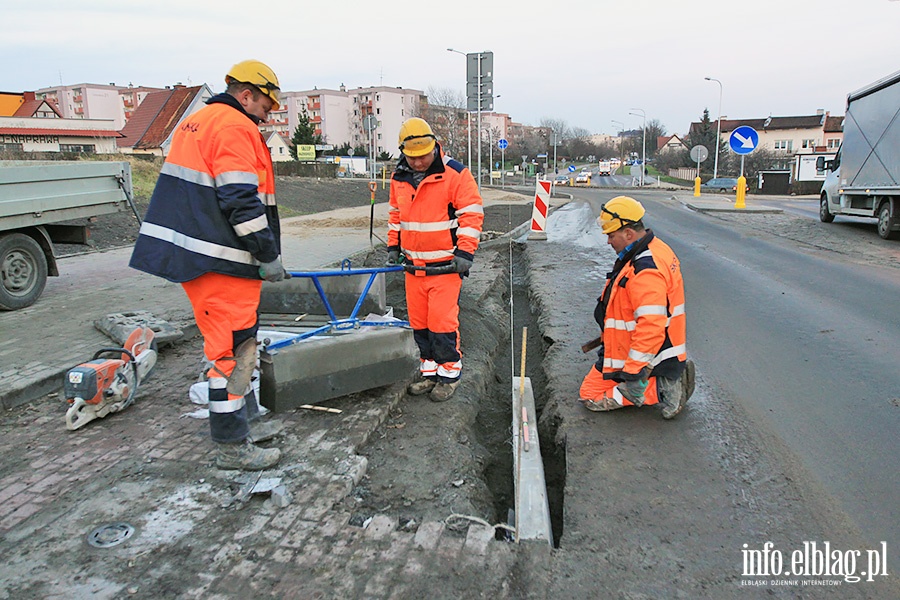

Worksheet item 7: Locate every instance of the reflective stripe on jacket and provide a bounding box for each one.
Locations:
[599,233,686,380]
[129,94,280,283]
[388,146,483,265]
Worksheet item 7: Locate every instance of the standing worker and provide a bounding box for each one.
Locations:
[579,196,695,419]
[130,60,287,469]
[387,117,484,402]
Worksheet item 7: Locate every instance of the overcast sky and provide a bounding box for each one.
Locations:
[4,0,899,137]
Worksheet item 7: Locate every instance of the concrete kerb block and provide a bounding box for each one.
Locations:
[94,310,184,346]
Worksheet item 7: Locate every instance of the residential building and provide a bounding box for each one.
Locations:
[265,131,293,162]
[0,91,62,118]
[658,134,688,154]
[690,109,843,178]
[36,83,165,129]
[0,115,121,153]
[117,85,212,156]
[262,85,427,160]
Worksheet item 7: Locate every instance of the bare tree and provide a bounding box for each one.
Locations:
[423,86,467,161]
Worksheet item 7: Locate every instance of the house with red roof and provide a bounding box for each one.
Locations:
[117,84,212,156]
[0,91,63,119]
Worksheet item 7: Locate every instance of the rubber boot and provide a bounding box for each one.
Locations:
[216,439,281,470]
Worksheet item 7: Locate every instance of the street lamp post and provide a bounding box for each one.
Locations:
[611,120,624,167]
[705,77,723,180]
[629,109,646,187]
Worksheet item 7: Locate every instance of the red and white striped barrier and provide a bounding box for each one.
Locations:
[528,179,551,240]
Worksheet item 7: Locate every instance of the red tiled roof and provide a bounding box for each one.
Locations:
[0,127,122,137]
[13,99,62,118]
[824,116,843,133]
[118,86,204,149]
[137,87,200,149]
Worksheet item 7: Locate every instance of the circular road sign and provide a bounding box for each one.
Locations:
[729,126,758,155]
[690,145,709,162]
[568,165,576,172]
[497,138,509,150]
[363,115,377,131]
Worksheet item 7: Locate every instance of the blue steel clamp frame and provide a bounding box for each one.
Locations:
[263,261,410,352]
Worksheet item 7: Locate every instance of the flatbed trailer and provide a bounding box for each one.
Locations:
[0,160,137,309]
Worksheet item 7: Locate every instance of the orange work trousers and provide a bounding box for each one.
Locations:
[579,364,660,407]
[182,272,262,443]
[405,271,463,382]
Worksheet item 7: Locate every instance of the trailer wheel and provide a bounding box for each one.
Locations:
[819,193,835,223]
[0,233,48,310]
[877,201,898,240]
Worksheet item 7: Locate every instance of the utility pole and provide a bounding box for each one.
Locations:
[629,109,646,187]
[705,77,723,180]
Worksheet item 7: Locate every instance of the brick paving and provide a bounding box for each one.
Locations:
[0,195,545,599]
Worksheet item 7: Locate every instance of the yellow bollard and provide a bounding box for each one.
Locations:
[693,176,701,197]
[735,175,747,209]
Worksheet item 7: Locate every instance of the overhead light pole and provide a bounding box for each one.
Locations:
[611,119,624,167]
[628,108,646,187]
[447,48,471,173]
[705,76,723,179]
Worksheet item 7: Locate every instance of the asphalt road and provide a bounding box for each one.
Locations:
[567,187,900,551]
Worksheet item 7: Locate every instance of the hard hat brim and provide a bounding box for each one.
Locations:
[401,136,436,157]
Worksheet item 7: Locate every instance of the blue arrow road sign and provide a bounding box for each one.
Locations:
[497,138,508,150]
[729,126,758,155]
[568,165,576,172]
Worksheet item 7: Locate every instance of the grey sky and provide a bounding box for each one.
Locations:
[4,0,898,137]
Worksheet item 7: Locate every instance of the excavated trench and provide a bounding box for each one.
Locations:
[345,243,566,547]
[478,244,566,546]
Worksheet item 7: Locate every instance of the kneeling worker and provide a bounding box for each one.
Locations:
[579,196,695,419]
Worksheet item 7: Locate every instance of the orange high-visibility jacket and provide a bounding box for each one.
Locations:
[598,232,686,381]
[388,147,483,266]
[130,94,279,283]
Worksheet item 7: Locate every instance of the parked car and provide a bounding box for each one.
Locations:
[554,174,569,186]
[701,177,740,192]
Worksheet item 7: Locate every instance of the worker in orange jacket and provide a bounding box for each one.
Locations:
[579,196,695,419]
[387,118,484,402]
[130,60,287,469]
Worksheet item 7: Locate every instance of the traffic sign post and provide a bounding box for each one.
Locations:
[728,126,758,209]
[690,145,708,197]
[498,139,508,188]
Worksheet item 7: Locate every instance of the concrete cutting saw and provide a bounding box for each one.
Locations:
[64,326,157,431]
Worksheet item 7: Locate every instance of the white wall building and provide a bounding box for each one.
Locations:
[0,116,120,153]
[36,83,165,129]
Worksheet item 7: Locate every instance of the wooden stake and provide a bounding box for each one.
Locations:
[519,327,527,399]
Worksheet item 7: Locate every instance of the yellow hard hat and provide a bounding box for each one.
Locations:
[598,196,645,234]
[398,117,436,157]
[226,59,281,110]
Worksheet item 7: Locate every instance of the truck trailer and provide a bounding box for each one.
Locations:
[0,160,137,309]
[817,70,900,240]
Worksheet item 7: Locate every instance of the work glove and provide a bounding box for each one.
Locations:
[259,258,286,283]
[618,368,651,407]
[387,249,401,265]
[451,255,473,274]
